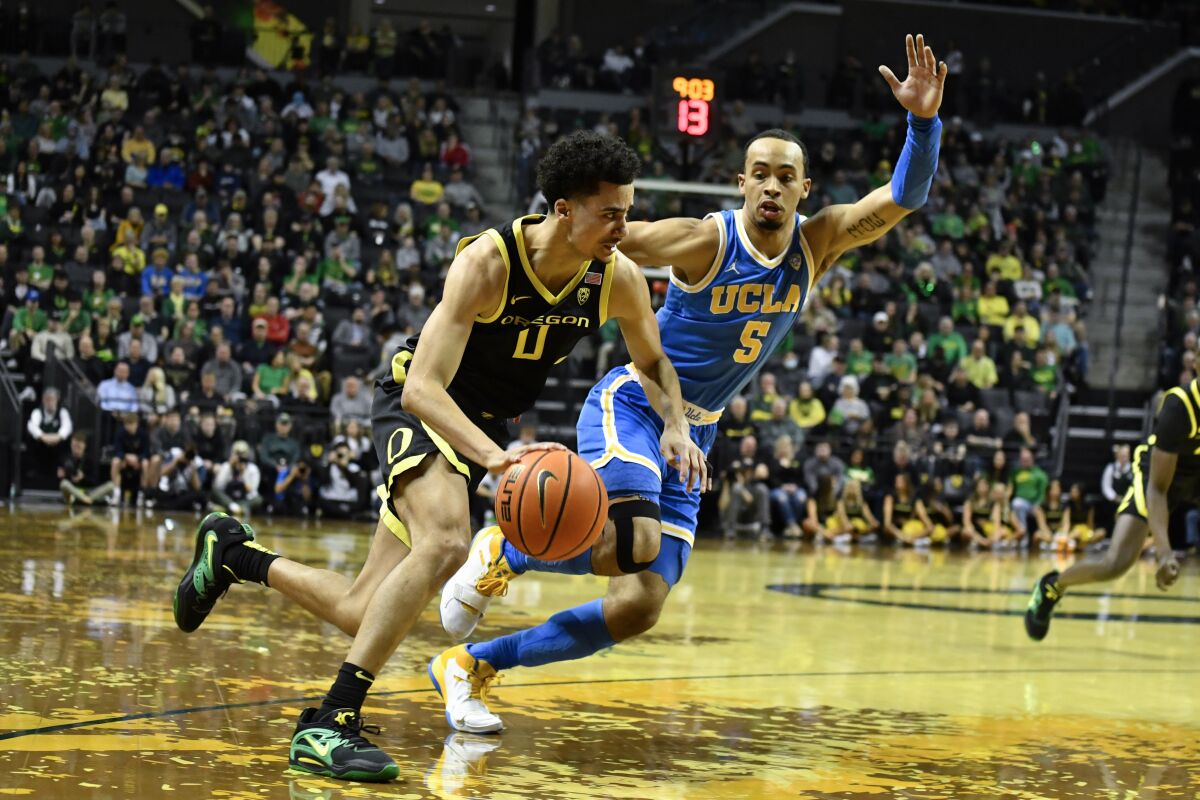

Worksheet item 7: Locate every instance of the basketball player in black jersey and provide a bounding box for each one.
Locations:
[170,131,707,781]
[1025,382,1191,641]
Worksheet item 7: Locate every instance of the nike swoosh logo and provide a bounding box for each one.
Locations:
[536,469,557,526]
[354,670,373,683]
[303,734,332,759]
[510,295,531,304]
[201,532,217,586]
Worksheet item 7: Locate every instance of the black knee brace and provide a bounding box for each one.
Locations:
[610,498,661,574]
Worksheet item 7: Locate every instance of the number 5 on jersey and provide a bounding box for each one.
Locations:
[734,321,771,363]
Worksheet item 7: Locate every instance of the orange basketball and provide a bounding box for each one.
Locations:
[494,449,608,561]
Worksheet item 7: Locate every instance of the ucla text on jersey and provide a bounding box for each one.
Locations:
[655,209,814,419]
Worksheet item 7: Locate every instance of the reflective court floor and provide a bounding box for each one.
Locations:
[3,507,1200,800]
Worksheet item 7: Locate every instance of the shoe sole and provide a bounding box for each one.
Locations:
[427,655,503,735]
[1023,610,1049,641]
[288,761,400,782]
[438,528,493,641]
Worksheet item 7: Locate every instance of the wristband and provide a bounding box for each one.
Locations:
[890,112,942,210]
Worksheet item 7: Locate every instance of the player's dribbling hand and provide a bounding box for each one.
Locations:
[485,441,569,475]
[878,33,948,119]
[1155,554,1180,591]
[660,428,709,493]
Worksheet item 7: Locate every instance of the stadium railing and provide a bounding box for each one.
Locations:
[1104,145,1143,438]
[0,355,24,500]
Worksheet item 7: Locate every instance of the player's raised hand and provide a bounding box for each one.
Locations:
[484,441,569,475]
[878,33,948,119]
[1156,553,1180,591]
[660,427,709,493]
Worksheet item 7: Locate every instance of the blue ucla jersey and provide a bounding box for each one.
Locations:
[656,209,815,415]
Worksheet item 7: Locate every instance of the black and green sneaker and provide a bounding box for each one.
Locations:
[1024,570,1063,641]
[172,511,255,633]
[289,707,400,782]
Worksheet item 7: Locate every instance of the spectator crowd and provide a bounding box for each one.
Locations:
[1,51,489,519]
[0,15,1119,549]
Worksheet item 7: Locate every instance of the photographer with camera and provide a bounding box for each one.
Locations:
[719,434,772,541]
[316,438,368,518]
[212,440,264,517]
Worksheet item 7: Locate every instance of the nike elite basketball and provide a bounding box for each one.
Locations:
[495,450,608,560]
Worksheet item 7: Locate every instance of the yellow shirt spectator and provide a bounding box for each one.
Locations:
[410,178,444,206]
[977,286,1010,327]
[986,242,1022,281]
[122,132,157,165]
[986,252,1022,281]
[960,341,999,389]
[112,242,147,276]
[789,395,826,429]
[1003,311,1041,347]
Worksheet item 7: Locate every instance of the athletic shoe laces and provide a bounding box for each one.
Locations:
[334,714,384,749]
[474,563,514,598]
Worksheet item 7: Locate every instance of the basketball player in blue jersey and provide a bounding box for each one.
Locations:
[430,33,949,734]
[168,131,706,781]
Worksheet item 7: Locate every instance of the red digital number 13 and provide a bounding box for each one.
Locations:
[676,99,709,136]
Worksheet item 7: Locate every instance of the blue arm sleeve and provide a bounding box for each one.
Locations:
[890,113,942,210]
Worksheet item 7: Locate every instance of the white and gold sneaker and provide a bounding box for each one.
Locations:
[438,527,519,641]
[428,644,504,734]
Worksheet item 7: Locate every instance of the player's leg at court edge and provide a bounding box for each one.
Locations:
[430,566,670,733]
[289,454,473,782]
[172,509,411,637]
[265,519,411,635]
[1024,513,1148,641]
[437,496,662,641]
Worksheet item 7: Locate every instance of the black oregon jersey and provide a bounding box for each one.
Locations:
[392,215,614,420]
[1041,499,1066,528]
[890,495,916,525]
[1119,380,1200,519]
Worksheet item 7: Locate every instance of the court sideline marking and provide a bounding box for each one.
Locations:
[4,666,1200,741]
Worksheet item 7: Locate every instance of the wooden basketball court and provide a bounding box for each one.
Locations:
[2,507,1198,799]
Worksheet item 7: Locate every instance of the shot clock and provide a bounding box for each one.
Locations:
[655,69,722,142]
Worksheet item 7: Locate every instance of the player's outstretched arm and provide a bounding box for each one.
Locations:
[620,216,722,286]
[1147,448,1181,590]
[609,254,708,492]
[402,237,560,475]
[802,33,948,281]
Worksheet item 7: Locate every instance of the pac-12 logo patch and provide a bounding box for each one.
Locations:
[789,254,805,270]
[576,287,591,305]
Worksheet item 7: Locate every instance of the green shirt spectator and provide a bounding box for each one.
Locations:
[951,288,978,324]
[84,286,113,316]
[28,257,54,290]
[885,342,918,383]
[846,346,873,377]
[927,319,969,365]
[255,361,290,395]
[1031,350,1058,392]
[931,206,965,239]
[12,300,47,335]
[1010,462,1048,506]
[64,305,92,337]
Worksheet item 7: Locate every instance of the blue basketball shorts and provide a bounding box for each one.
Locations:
[576,366,719,587]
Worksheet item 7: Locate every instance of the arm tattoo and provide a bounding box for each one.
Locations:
[845,212,887,239]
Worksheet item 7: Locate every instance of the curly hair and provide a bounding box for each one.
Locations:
[537,131,642,204]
